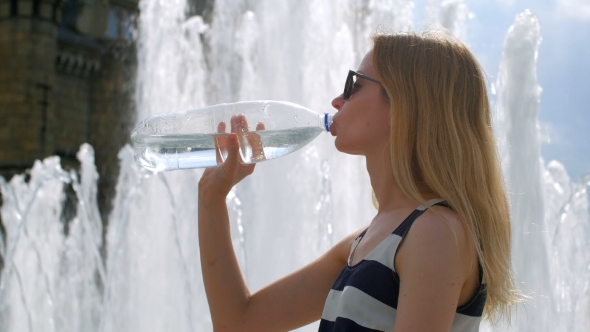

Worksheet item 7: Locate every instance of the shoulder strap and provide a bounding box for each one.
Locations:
[392,198,446,238]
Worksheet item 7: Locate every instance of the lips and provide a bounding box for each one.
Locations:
[330,122,337,136]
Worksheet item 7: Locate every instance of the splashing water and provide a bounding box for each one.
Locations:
[484,10,590,331]
[0,145,104,332]
[0,2,588,332]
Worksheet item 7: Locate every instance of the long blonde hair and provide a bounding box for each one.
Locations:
[371,30,520,323]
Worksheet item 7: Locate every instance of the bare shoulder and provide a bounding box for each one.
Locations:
[410,206,468,251]
[396,205,473,278]
[392,205,479,330]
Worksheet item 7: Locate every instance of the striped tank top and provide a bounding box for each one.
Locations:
[318,199,486,331]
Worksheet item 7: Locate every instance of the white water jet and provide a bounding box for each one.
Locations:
[495,9,553,330]
[440,0,471,41]
[0,2,588,332]
[481,9,590,332]
[0,145,104,332]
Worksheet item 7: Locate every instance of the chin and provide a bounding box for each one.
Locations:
[334,138,347,153]
[334,139,343,152]
[334,138,363,156]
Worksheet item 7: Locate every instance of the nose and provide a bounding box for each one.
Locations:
[331,94,344,111]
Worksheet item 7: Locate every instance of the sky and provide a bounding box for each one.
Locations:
[415,0,590,181]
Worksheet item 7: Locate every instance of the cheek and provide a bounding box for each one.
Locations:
[371,118,391,143]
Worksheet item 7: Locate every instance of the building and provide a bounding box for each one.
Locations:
[0,0,139,227]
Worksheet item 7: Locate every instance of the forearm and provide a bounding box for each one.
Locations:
[198,193,250,328]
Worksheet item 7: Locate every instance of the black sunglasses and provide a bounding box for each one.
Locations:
[343,70,381,100]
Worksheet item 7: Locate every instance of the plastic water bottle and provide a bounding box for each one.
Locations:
[131,100,334,171]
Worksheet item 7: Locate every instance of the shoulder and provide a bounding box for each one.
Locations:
[396,205,472,279]
[412,205,467,247]
[409,205,468,248]
[392,205,477,330]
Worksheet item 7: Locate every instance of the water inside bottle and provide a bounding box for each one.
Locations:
[134,126,324,171]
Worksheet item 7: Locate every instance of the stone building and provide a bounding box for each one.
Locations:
[0,0,139,226]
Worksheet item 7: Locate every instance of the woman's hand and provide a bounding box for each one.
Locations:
[199,115,265,200]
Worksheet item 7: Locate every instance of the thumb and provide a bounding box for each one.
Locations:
[221,133,240,175]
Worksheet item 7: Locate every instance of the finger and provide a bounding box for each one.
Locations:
[221,133,240,176]
[214,135,228,165]
[217,121,226,133]
[231,115,250,163]
[247,122,266,161]
[232,114,249,134]
[215,121,228,165]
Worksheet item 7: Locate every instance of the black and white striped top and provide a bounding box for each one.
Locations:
[318,199,486,332]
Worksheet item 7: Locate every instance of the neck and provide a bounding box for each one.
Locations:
[365,151,418,213]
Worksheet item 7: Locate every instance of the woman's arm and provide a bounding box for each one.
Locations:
[198,123,360,331]
[393,207,475,332]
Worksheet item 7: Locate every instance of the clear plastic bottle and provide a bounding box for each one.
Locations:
[131,100,334,171]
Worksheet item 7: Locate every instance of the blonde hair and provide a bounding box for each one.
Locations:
[371,30,520,323]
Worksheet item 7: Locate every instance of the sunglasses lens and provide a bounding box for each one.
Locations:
[344,72,354,100]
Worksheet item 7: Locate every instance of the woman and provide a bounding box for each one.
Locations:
[198,30,520,331]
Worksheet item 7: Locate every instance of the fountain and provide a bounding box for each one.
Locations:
[480,9,590,331]
[0,1,588,331]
